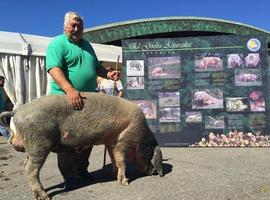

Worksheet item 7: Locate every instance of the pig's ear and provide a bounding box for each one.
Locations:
[151,146,163,177]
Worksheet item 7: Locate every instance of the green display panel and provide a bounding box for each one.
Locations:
[121,35,269,147]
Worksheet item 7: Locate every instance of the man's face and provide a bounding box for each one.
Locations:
[64,17,83,43]
[0,79,5,88]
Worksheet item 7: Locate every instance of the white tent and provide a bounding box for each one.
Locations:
[0,31,122,108]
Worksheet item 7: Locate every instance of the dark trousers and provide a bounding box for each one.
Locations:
[57,147,93,179]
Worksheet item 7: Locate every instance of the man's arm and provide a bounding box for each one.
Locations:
[118,90,123,97]
[96,66,120,80]
[48,67,83,110]
[116,80,124,97]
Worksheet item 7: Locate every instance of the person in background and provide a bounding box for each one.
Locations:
[46,11,120,190]
[99,67,123,97]
[0,75,10,142]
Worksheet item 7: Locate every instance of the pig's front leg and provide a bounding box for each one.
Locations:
[106,145,118,177]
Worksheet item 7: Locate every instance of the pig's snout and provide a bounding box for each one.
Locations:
[10,133,26,152]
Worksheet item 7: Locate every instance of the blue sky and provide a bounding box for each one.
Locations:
[1,0,269,37]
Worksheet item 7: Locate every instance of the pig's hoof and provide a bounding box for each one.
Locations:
[121,178,129,186]
[36,191,50,200]
[117,177,129,186]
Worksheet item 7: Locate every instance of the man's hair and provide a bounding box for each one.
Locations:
[64,11,83,27]
[0,75,5,81]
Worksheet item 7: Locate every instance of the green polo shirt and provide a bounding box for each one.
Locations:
[46,34,100,94]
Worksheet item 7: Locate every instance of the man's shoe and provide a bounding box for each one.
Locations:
[79,170,92,182]
[64,177,80,190]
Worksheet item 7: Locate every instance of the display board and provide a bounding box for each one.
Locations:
[121,35,269,147]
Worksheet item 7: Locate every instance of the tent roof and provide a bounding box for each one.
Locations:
[0,31,122,63]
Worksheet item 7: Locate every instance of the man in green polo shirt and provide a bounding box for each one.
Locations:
[46,11,120,189]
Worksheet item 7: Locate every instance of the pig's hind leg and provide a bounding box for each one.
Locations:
[25,151,50,200]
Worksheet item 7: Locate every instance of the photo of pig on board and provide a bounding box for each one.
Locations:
[131,100,157,119]
[234,69,262,86]
[121,35,269,147]
[159,107,181,123]
[227,54,243,68]
[127,77,144,89]
[192,89,223,109]
[249,91,265,112]
[204,115,225,130]
[159,92,180,107]
[244,53,260,68]
[185,111,202,124]
[195,54,223,72]
[126,60,144,76]
[148,56,181,79]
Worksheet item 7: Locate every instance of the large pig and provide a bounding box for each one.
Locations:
[1,92,163,200]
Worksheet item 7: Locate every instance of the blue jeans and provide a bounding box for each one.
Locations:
[0,125,10,141]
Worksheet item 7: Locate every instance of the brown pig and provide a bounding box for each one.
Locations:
[0,92,163,200]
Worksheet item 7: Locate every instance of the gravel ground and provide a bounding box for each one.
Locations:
[1,141,270,200]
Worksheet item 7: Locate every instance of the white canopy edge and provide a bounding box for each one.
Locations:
[0,31,122,63]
